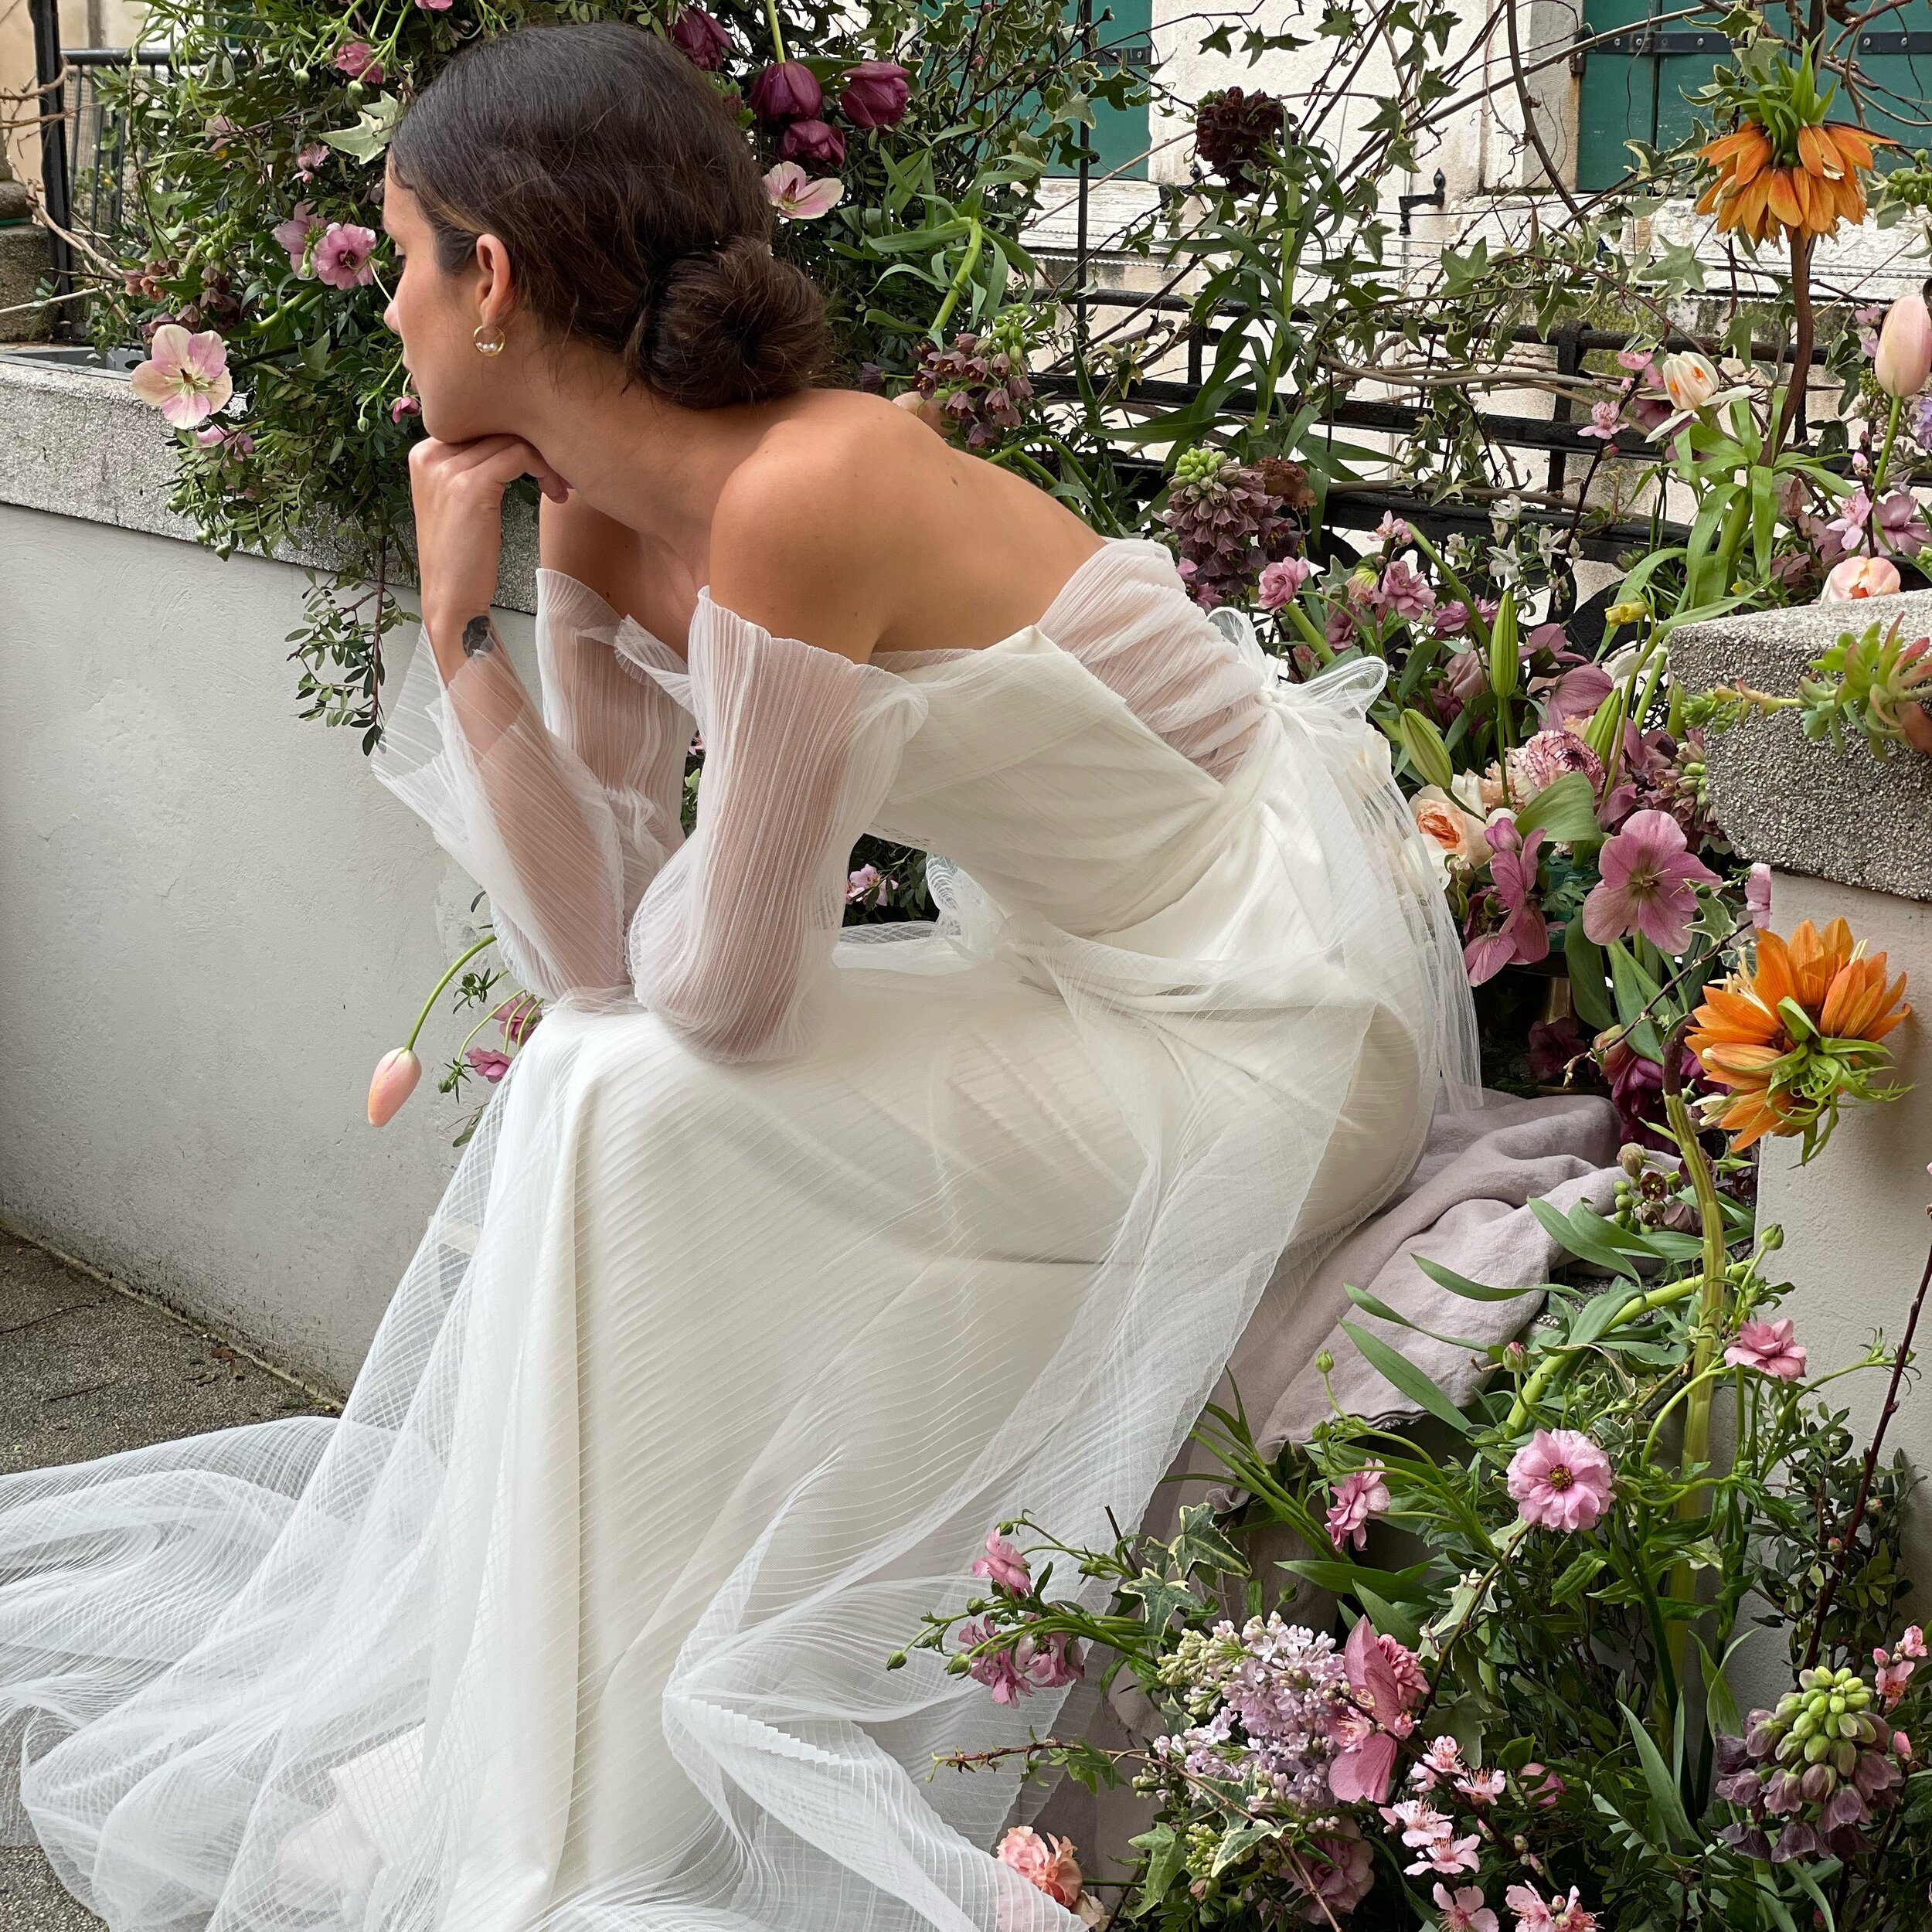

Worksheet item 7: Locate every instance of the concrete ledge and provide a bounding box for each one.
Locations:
[0,352,540,614]
[1671,589,1932,903]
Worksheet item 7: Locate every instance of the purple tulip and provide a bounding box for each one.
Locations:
[840,58,911,128]
[779,117,846,168]
[749,60,823,126]
[669,5,731,70]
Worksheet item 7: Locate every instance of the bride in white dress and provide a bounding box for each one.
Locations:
[0,22,1475,1930]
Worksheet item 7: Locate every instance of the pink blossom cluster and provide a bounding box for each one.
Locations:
[952,1532,1083,1705]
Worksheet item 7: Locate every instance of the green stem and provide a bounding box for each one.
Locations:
[1283,596,1335,663]
[1405,528,1492,653]
[930,219,984,340]
[1501,1274,1707,1434]
[1873,393,1905,513]
[403,935,496,1055]
[762,0,788,63]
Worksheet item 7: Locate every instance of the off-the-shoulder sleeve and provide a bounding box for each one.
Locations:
[534,567,695,924]
[627,592,928,1063]
[370,621,630,1002]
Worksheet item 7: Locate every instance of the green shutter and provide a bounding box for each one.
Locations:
[1051,0,1151,179]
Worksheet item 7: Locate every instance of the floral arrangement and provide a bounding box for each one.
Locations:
[899,916,1929,1927]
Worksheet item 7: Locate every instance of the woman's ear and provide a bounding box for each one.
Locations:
[473,232,516,332]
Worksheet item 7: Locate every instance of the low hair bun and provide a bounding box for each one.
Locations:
[641,236,828,409]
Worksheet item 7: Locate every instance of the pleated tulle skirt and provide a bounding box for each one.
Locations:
[1,661,1468,1932]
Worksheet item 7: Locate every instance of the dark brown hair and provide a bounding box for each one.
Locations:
[389,22,827,407]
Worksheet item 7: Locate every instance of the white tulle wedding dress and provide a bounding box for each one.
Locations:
[1,538,1475,1930]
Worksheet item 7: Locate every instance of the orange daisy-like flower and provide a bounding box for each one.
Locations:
[1688,917,1910,1154]
[1696,120,1890,243]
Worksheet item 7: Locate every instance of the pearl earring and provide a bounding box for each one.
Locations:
[473,322,505,356]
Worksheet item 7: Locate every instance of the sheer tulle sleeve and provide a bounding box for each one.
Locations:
[369,621,631,1002]
[624,592,928,1063]
[534,567,694,923]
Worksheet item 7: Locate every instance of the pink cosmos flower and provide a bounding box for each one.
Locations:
[971,1530,1032,1594]
[1724,1317,1807,1381]
[366,1046,421,1126]
[272,202,321,274]
[1507,1427,1614,1532]
[1747,862,1772,930]
[465,1046,512,1083]
[1380,556,1436,621]
[314,222,379,290]
[1259,555,1313,609]
[129,324,233,428]
[1463,818,1549,985]
[1823,554,1902,600]
[763,161,845,220]
[1325,1461,1390,1550]
[1374,511,1412,544]
[391,394,420,423]
[1435,1883,1500,1932]
[994,1827,1083,1908]
[1580,808,1718,954]
[333,40,383,83]
[1580,400,1621,440]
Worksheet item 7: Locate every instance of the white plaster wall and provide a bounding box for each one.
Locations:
[0,500,534,1391]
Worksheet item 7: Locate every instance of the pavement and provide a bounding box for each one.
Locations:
[0,1232,342,1930]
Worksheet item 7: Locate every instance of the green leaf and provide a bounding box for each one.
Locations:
[1550,1550,1607,1604]
[1210,1819,1275,1876]
[1529,1198,1641,1279]
[1564,920,1617,1032]
[1413,1254,1566,1304]
[1607,940,1666,1063]
[1344,1282,1489,1352]
[318,91,403,163]
[1568,1283,1640,1345]
[1129,1823,1185,1913]
[1277,1557,1439,1603]
[1620,1701,1696,1848]
[1171,1505,1249,1580]
[1121,1571,1202,1634]
[1513,770,1603,848]
[1338,1321,1472,1434]
[1355,1585,1423,1649]
[1692,1631,1743,1740]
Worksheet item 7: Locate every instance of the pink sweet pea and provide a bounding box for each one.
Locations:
[763,161,845,220]
[130,324,233,428]
[1580,808,1718,954]
[971,1530,1032,1594]
[1325,1461,1390,1551]
[1507,1427,1614,1532]
[1463,818,1549,985]
[1435,1883,1500,1932]
[314,222,379,289]
[272,202,321,274]
[1259,555,1313,609]
[1724,1317,1807,1381]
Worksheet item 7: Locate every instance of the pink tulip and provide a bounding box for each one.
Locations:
[1822,555,1902,601]
[129,323,233,428]
[1874,294,1932,399]
[366,1046,422,1126]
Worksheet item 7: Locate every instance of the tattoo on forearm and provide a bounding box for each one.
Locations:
[461,614,501,658]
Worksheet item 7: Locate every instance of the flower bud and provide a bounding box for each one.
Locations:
[1874,294,1932,399]
[1315,1349,1335,1375]
[840,59,912,129]
[748,60,824,126]
[1822,555,1902,602]
[669,5,732,70]
[779,117,846,169]
[367,1046,422,1127]
[1658,351,1719,412]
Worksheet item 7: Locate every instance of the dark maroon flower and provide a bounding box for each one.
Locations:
[840,58,911,128]
[1194,87,1285,195]
[778,117,845,168]
[1527,1015,1587,1086]
[670,6,731,70]
[749,60,823,126]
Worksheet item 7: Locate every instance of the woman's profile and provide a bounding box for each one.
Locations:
[0,22,1475,1929]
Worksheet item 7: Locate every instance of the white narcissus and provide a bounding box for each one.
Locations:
[130,323,233,428]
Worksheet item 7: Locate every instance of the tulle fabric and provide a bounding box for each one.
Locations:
[0,539,1478,1932]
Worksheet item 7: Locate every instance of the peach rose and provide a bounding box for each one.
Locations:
[1410,784,1488,874]
[1821,555,1903,601]
[995,1826,1084,1910]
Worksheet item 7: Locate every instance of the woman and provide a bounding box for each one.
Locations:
[0,22,1475,1930]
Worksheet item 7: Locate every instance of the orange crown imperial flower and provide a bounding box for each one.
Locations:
[1687,917,1910,1157]
[1696,119,1887,242]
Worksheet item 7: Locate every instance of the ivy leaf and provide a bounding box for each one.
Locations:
[1129,1823,1185,1913]
[1121,1570,1203,1635]
[319,92,404,165]
[1171,1505,1249,1580]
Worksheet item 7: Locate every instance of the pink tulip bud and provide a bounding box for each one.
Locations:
[367,1046,422,1126]
[1821,554,1903,601]
[1874,294,1932,399]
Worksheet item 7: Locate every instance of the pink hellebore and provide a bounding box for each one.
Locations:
[779,117,846,169]
[195,423,254,454]
[971,1529,1032,1594]
[366,1046,422,1127]
[1580,808,1718,954]
[391,394,420,423]
[1463,818,1549,986]
[1325,1461,1391,1551]
[272,202,322,274]
[465,1046,512,1083]
[1258,555,1313,610]
[333,40,384,83]
[415,0,453,10]
[840,59,913,129]
[295,141,329,180]
[1823,555,1902,601]
[1724,1317,1808,1381]
[670,5,732,69]
[763,161,845,220]
[1434,1883,1500,1932]
[748,60,823,125]
[1508,1427,1614,1532]
[130,324,233,428]
[994,1827,1083,1910]
[314,222,379,290]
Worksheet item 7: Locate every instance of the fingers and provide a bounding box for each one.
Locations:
[411,434,571,501]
